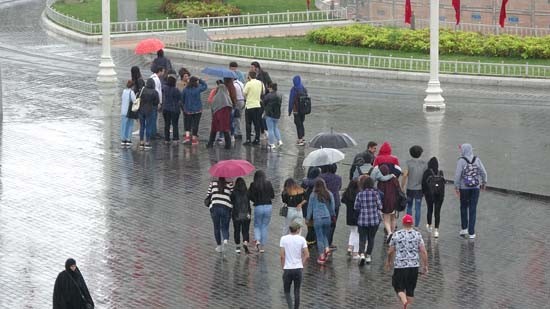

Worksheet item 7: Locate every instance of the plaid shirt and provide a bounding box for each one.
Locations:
[354,188,382,227]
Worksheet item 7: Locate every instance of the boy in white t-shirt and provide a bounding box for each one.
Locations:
[280,220,309,309]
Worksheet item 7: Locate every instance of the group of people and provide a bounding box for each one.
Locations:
[120,52,311,150]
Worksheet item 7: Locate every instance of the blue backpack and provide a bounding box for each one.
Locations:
[461,157,480,187]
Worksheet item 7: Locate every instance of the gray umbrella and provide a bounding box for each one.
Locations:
[309,129,358,149]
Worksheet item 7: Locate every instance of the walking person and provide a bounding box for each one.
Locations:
[280,220,309,309]
[150,49,172,73]
[385,214,429,309]
[422,157,446,238]
[149,66,165,139]
[454,143,487,239]
[53,258,94,309]
[288,75,308,146]
[354,177,382,265]
[319,164,342,250]
[341,178,361,259]
[377,165,400,242]
[231,177,252,254]
[162,73,181,144]
[262,83,283,149]
[137,78,160,150]
[248,170,275,253]
[301,167,321,247]
[281,178,306,235]
[232,76,245,140]
[373,141,401,175]
[181,76,208,145]
[206,177,234,252]
[349,141,378,180]
[401,145,427,228]
[120,80,137,148]
[243,71,264,146]
[206,81,233,149]
[305,179,336,264]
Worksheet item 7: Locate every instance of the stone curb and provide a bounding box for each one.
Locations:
[41,11,550,89]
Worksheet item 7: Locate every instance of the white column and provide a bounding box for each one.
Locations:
[423,0,445,110]
[97,0,117,83]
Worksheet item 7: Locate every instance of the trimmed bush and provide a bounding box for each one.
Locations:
[161,0,240,18]
[306,24,550,59]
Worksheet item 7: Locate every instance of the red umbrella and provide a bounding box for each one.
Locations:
[135,38,165,55]
[208,160,255,178]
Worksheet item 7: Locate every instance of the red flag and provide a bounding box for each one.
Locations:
[499,0,508,28]
[452,0,461,25]
[405,0,412,24]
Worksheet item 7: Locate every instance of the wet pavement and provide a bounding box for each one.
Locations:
[1,1,550,308]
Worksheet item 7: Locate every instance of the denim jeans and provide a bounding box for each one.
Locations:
[210,205,231,246]
[265,116,281,145]
[313,217,331,254]
[139,112,154,142]
[460,189,480,235]
[120,116,134,141]
[406,189,423,227]
[283,268,303,309]
[163,111,180,141]
[254,204,272,245]
[151,108,158,136]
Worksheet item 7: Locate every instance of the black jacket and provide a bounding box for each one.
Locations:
[262,91,282,119]
[53,266,93,309]
[231,189,251,221]
[139,78,160,115]
[341,180,360,226]
[248,181,275,206]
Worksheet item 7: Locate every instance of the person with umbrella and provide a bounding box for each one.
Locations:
[150,49,172,74]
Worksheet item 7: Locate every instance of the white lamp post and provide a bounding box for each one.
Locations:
[423,0,445,110]
[97,0,117,83]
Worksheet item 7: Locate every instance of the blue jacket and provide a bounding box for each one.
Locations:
[288,75,307,115]
[306,192,335,221]
[182,79,208,113]
[162,85,182,113]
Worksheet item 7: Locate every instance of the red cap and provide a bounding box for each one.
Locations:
[402,214,414,225]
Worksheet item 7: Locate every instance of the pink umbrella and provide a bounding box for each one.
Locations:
[208,160,255,178]
[134,38,165,55]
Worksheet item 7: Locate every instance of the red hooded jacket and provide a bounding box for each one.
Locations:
[373,142,400,167]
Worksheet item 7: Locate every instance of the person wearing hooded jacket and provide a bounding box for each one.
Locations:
[207,83,233,149]
[377,165,400,243]
[138,78,160,149]
[181,76,208,145]
[53,258,94,309]
[454,143,487,239]
[162,74,182,144]
[288,75,307,146]
[422,157,445,238]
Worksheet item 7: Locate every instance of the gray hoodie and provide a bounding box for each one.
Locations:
[454,143,488,189]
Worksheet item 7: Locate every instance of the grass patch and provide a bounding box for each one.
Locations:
[224,36,550,66]
[226,0,315,14]
[52,0,118,23]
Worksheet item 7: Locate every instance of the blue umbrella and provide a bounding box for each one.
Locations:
[201,67,238,79]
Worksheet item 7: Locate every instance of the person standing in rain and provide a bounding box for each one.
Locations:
[53,258,94,309]
[262,83,283,149]
[280,220,309,309]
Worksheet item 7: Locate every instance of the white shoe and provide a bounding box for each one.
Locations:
[215,245,222,253]
[459,229,468,237]
[426,224,432,232]
[469,234,476,239]
[434,229,439,238]
[222,239,228,251]
[278,140,283,146]
[268,144,276,149]
[366,255,372,264]
[352,254,360,260]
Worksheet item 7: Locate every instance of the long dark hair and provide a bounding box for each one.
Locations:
[234,177,247,192]
[218,177,227,189]
[283,178,303,195]
[314,179,331,204]
[252,170,268,192]
[131,66,141,82]
[342,179,359,202]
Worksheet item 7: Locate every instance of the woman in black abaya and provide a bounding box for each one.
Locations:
[53,258,94,309]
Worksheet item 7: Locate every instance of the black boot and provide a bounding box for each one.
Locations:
[206,131,216,148]
[223,132,231,149]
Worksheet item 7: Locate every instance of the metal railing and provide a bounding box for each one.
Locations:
[170,39,550,78]
[45,0,348,35]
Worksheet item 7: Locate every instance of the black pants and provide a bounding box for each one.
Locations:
[183,112,201,136]
[328,206,339,246]
[283,268,303,309]
[245,108,262,142]
[293,113,305,139]
[426,197,444,228]
[358,224,379,255]
[233,219,250,244]
[163,111,180,141]
[208,131,231,148]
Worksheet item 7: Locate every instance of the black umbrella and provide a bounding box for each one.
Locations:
[309,129,358,149]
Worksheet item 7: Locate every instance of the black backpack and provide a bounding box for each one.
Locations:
[297,89,311,115]
[426,169,445,196]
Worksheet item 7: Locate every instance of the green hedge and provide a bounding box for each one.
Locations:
[161,0,240,18]
[306,24,550,59]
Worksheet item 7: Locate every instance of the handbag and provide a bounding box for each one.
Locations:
[126,91,139,119]
[279,204,288,217]
[131,87,144,112]
[204,195,211,207]
[395,188,407,212]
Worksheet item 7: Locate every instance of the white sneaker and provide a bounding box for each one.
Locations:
[352,254,360,260]
[469,234,476,239]
[366,255,372,264]
[278,140,283,147]
[268,144,276,149]
[223,239,228,251]
[426,224,433,232]
[459,229,468,237]
[434,229,439,238]
[215,245,223,253]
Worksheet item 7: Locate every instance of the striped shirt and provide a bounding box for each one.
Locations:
[354,188,382,227]
[207,181,234,209]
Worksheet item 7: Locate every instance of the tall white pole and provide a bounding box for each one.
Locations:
[97,0,117,83]
[423,0,445,110]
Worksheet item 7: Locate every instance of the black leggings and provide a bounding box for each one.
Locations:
[358,225,378,255]
[283,268,303,309]
[426,197,444,228]
[233,219,250,244]
[184,112,201,136]
[293,113,305,139]
[245,108,262,142]
[163,111,180,141]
